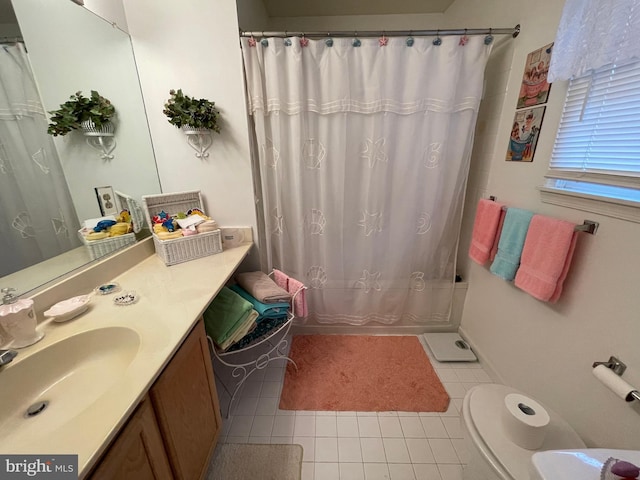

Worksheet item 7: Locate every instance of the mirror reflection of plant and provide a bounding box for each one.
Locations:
[163,89,221,132]
[47,90,115,136]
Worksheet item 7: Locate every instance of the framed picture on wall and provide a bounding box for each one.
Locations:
[517,43,553,109]
[506,105,546,162]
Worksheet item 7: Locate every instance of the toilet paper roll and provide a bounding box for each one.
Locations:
[502,393,550,450]
[593,364,636,402]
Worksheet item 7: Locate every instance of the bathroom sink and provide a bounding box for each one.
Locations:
[0,327,140,439]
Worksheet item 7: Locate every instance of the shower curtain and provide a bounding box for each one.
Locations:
[0,43,80,277]
[242,35,491,326]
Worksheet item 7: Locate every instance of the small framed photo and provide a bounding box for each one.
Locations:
[95,186,118,216]
[517,43,553,109]
[506,106,546,162]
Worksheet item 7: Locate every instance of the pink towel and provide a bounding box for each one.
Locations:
[469,198,505,265]
[288,276,307,317]
[489,208,506,262]
[514,215,577,303]
[272,269,289,291]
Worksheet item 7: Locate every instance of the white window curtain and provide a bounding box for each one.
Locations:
[548,0,640,82]
[242,36,491,326]
[0,43,80,276]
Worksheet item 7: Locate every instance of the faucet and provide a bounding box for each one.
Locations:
[0,349,17,367]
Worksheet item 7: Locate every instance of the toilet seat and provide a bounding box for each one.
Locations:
[463,385,585,480]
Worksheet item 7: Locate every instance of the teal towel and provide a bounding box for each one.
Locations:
[203,286,254,345]
[490,208,535,281]
[226,315,289,352]
[229,284,290,321]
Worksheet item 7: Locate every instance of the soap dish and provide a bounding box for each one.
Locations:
[95,282,121,295]
[44,295,91,323]
[113,291,138,306]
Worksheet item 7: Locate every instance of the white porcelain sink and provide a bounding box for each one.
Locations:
[531,449,640,480]
[0,327,140,438]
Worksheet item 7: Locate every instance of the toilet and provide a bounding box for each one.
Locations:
[461,384,586,480]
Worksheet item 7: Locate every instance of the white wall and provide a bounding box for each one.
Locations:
[236,0,269,31]
[266,13,442,31]
[123,0,259,269]
[13,0,160,222]
[82,0,129,33]
[0,22,20,37]
[447,0,640,449]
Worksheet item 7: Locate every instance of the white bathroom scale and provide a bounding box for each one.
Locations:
[422,333,477,362]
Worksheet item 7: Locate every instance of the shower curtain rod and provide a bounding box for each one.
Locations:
[240,24,520,39]
[0,37,24,43]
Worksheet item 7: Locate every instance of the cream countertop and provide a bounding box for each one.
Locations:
[0,241,253,478]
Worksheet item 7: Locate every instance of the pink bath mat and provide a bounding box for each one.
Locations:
[280,335,450,412]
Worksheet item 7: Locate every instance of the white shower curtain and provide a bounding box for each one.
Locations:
[0,43,80,277]
[242,35,491,326]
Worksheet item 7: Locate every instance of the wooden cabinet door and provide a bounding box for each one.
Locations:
[150,319,222,480]
[89,397,173,480]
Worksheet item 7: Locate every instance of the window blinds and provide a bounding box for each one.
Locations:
[549,61,640,179]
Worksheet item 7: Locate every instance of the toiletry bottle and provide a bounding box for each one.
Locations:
[0,288,43,348]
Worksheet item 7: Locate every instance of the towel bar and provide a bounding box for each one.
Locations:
[488,196,599,235]
[574,220,598,234]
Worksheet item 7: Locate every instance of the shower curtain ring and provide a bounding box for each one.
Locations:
[260,31,269,47]
[459,28,469,46]
[484,28,494,45]
[379,30,388,47]
[353,31,361,47]
[406,30,414,47]
[433,29,442,46]
[325,32,334,47]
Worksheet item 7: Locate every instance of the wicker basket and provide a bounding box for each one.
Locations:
[142,190,222,266]
[78,191,145,260]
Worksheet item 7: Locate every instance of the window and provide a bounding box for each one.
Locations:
[540,60,640,221]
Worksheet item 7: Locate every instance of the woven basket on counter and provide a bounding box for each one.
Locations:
[141,190,222,266]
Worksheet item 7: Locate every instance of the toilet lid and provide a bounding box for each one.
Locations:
[468,385,585,480]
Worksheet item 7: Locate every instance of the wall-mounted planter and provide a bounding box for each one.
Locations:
[181,125,213,159]
[47,91,117,160]
[81,120,116,160]
[163,89,221,160]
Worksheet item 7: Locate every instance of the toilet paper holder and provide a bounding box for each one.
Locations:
[592,356,640,402]
[593,356,627,375]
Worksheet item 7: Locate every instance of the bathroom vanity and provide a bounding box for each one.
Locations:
[90,319,219,479]
[0,238,253,479]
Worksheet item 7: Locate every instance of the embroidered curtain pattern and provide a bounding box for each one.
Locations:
[0,43,80,277]
[548,0,640,82]
[242,36,490,325]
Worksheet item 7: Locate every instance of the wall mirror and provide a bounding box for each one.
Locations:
[0,0,161,297]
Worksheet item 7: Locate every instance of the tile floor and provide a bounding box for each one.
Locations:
[213,336,493,480]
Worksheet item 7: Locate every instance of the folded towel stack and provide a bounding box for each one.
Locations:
[514,215,577,303]
[203,286,259,351]
[229,284,290,322]
[236,271,291,303]
[469,198,506,265]
[226,316,289,353]
[490,208,535,281]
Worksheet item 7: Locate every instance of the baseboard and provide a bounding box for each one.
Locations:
[457,325,505,384]
[291,324,459,336]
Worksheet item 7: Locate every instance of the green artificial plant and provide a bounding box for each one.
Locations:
[163,89,221,132]
[47,90,115,136]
